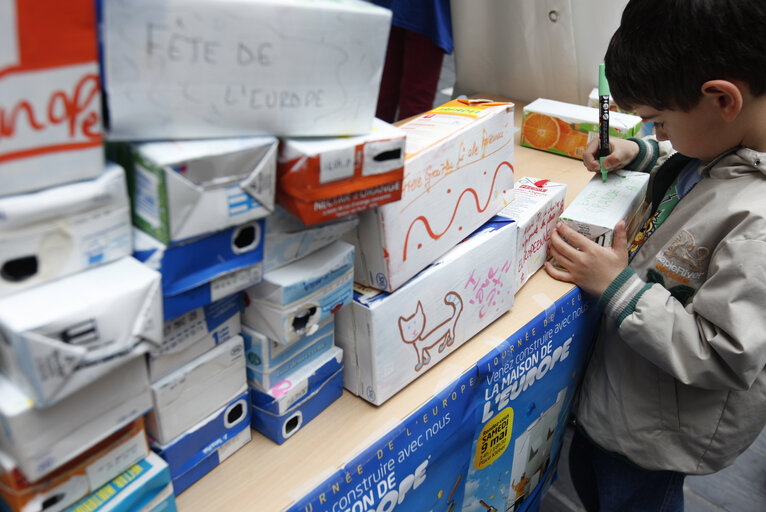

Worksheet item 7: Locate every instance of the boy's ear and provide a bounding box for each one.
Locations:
[700,80,743,122]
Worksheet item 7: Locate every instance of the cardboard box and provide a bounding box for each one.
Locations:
[146,336,246,445]
[560,170,650,246]
[0,0,104,196]
[133,220,264,321]
[0,257,162,406]
[126,137,277,244]
[337,217,518,405]
[151,390,250,496]
[263,206,357,273]
[277,119,405,225]
[350,99,516,292]
[520,98,643,160]
[243,241,353,345]
[64,452,177,512]
[495,177,567,291]
[148,294,242,383]
[99,0,391,140]
[0,355,151,483]
[0,163,131,298]
[250,346,343,444]
[243,318,334,390]
[0,419,148,512]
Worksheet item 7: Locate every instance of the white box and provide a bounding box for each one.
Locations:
[0,0,104,196]
[496,177,567,291]
[0,419,148,512]
[146,335,246,445]
[0,257,162,406]
[560,170,650,246]
[243,241,354,345]
[277,119,405,225]
[350,99,515,292]
[243,318,334,390]
[0,355,151,483]
[0,163,131,297]
[337,217,518,405]
[100,0,391,139]
[148,294,242,382]
[128,137,277,244]
[264,206,358,273]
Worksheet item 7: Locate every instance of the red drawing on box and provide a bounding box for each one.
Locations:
[398,292,463,372]
[466,260,513,319]
[402,161,514,261]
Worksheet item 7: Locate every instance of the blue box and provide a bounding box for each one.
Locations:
[64,452,177,512]
[151,389,251,496]
[133,221,264,320]
[250,347,343,444]
[243,241,353,344]
[243,318,334,390]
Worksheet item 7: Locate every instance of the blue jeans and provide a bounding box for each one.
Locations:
[569,428,686,512]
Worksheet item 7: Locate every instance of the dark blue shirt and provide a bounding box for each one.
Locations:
[371,0,453,53]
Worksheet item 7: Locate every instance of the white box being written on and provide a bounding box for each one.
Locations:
[0,163,131,298]
[496,178,566,291]
[0,0,104,196]
[0,257,162,406]
[336,217,518,405]
[100,0,391,140]
[560,170,650,247]
[349,99,515,292]
[126,137,277,244]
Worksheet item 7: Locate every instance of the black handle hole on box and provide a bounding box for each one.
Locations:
[292,307,317,332]
[42,493,66,510]
[1,256,38,282]
[373,148,402,162]
[285,414,301,435]
[233,225,256,250]
[227,402,244,424]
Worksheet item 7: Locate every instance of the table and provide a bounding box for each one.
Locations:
[176,100,597,512]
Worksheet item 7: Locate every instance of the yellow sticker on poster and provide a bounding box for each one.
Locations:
[474,407,513,470]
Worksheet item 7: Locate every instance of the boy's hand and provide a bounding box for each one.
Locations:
[544,221,629,297]
[582,138,641,173]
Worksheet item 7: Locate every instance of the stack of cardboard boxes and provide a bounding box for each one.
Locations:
[0,1,175,510]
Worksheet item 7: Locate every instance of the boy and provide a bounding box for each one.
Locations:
[544,0,766,510]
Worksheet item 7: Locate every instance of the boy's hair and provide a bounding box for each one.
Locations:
[605,0,766,111]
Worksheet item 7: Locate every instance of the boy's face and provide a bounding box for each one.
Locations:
[634,102,731,162]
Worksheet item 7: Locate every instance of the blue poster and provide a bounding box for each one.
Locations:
[291,287,598,512]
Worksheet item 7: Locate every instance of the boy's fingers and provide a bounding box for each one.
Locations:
[613,220,629,250]
[544,261,574,283]
[555,222,592,252]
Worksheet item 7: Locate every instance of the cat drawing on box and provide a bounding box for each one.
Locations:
[398,292,463,371]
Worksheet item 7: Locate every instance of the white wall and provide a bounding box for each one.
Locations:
[451,0,628,105]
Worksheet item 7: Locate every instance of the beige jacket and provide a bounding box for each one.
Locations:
[576,139,766,474]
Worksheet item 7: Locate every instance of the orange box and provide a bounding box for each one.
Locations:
[0,419,148,512]
[0,0,104,196]
[277,119,406,225]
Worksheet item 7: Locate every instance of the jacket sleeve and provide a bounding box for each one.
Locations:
[625,136,676,173]
[599,238,766,391]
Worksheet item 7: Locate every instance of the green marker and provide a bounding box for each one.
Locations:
[598,63,610,182]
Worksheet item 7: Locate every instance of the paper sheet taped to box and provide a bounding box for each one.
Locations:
[100,0,391,139]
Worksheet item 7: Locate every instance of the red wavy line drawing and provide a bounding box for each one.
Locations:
[402,161,514,261]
